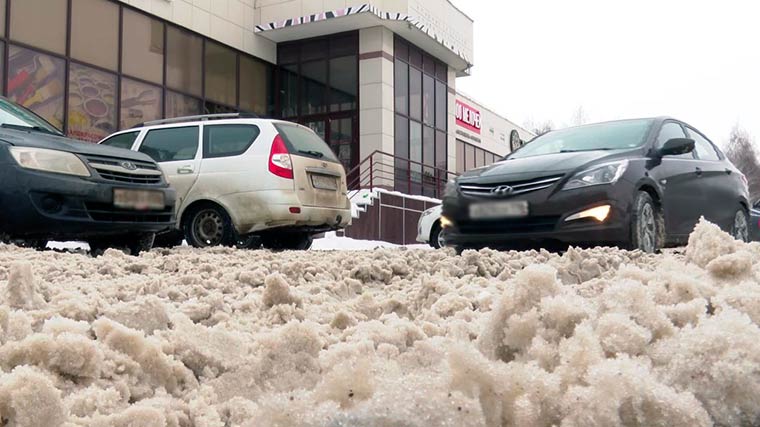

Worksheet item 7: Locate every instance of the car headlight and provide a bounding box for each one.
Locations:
[9,147,91,177]
[562,160,628,191]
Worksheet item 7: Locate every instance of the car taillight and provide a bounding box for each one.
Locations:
[269,134,293,179]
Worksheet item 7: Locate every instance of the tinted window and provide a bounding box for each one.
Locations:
[10,0,67,54]
[101,131,140,150]
[205,43,237,106]
[274,123,339,162]
[657,122,693,159]
[689,128,721,161]
[71,0,119,70]
[139,126,199,162]
[166,27,203,97]
[122,10,164,84]
[203,125,260,158]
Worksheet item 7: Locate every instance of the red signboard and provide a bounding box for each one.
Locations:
[456,100,481,134]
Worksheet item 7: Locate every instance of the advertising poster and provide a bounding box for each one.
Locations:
[120,78,162,129]
[67,64,117,142]
[7,46,65,130]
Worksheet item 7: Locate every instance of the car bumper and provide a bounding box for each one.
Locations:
[0,165,176,239]
[442,182,634,249]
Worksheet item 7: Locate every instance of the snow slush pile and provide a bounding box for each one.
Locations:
[0,219,759,426]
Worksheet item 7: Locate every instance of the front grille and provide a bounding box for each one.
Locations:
[84,155,163,185]
[85,202,173,223]
[458,216,560,234]
[459,175,563,198]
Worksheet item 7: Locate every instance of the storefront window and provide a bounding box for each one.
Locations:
[330,117,353,171]
[167,26,203,97]
[301,60,327,115]
[456,141,465,173]
[166,91,201,118]
[67,64,117,142]
[120,78,162,129]
[302,39,327,62]
[409,68,421,121]
[239,56,272,115]
[435,81,447,130]
[435,130,447,171]
[10,0,67,54]
[122,10,164,84]
[394,59,408,116]
[330,34,356,57]
[423,74,434,126]
[71,0,119,71]
[394,115,409,192]
[280,65,298,118]
[7,46,65,130]
[0,0,6,37]
[329,56,357,112]
[205,42,237,106]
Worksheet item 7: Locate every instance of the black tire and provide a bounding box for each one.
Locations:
[152,230,185,248]
[14,239,48,250]
[183,204,236,248]
[629,192,661,253]
[88,233,155,256]
[261,232,313,251]
[731,208,749,242]
[429,222,444,249]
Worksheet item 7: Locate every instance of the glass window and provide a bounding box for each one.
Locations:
[435,81,447,130]
[273,123,339,162]
[67,64,118,142]
[71,0,119,70]
[205,42,237,106]
[0,97,63,135]
[101,131,140,149]
[10,0,66,54]
[166,27,203,96]
[330,34,357,57]
[409,68,422,121]
[656,121,694,160]
[394,59,408,116]
[330,117,353,170]
[301,60,327,115]
[203,124,260,158]
[203,102,235,115]
[689,128,720,161]
[436,130,447,171]
[435,61,447,82]
[240,56,272,115]
[394,37,408,62]
[329,56,357,112]
[423,126,434,167]
[7,46,65,130]
[120,78,162,129]
[122,10,164,84]
[423,75,434,126]
[301,39,327,62]
[410,121,422,171]
[423,54,435,74]
[409,46,422,68]
[395,115,409,192]
[466,144,476,171]
[0,0,5,37]
[280,65,298,118]
[456,141,465,173]
[139,126,199,162]
[278,44,299,64]
[166,91,201,118]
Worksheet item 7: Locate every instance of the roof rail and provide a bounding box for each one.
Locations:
[134,112,260,128]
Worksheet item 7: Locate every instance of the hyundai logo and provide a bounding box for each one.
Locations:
[120,161,138,171]
[491,185,514,195]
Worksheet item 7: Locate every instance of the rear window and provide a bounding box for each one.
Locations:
[274,123,338,162]
[203,124,260,159]
[101,131,140,150]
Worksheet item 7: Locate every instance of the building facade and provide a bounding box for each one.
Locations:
[0,0,532,196]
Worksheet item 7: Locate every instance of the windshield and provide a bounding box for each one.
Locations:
[0,98,63,136]
[508,119,653,160]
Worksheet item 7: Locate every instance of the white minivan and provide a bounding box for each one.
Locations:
[99,113,351,250]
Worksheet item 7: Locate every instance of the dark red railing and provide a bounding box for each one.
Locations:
[346,150,458,199]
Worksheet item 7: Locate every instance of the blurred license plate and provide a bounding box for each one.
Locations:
[311,174,338,190]
[469,200,529,219]
[113,189,165,211]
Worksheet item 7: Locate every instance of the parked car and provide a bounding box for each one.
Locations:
[442,117,750,253]
[100,113,351,250]
[416,205,444,248]
[0,97,176,254]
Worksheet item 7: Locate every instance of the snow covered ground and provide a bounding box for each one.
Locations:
[1,219,759,426]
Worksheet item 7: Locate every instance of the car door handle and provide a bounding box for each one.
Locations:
[177,166,194,174]
[695,167,703,176]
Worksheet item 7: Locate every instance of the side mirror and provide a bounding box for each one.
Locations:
[659,138,695,156]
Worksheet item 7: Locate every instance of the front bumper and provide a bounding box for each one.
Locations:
[442,181,634,249]
[0,164,176,239]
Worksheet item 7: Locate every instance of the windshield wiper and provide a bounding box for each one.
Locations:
[298,150,324,158]
[1,123,60,136]
[559,148,614,153]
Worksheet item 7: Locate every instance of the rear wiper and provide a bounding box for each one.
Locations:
[298,150,324,158]
[1,123,60,136]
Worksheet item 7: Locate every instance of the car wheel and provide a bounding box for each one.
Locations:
[235,233,261,250]
[630,192,661,253]
[88,233,155,256]
[184,205,235,248]
[429,223,444,249]
[731,208,749,242]
[152,230,185,248]
[261,232,313,251]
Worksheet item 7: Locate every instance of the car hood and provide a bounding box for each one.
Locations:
[459,150,627,183]
[0,128,152,162]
